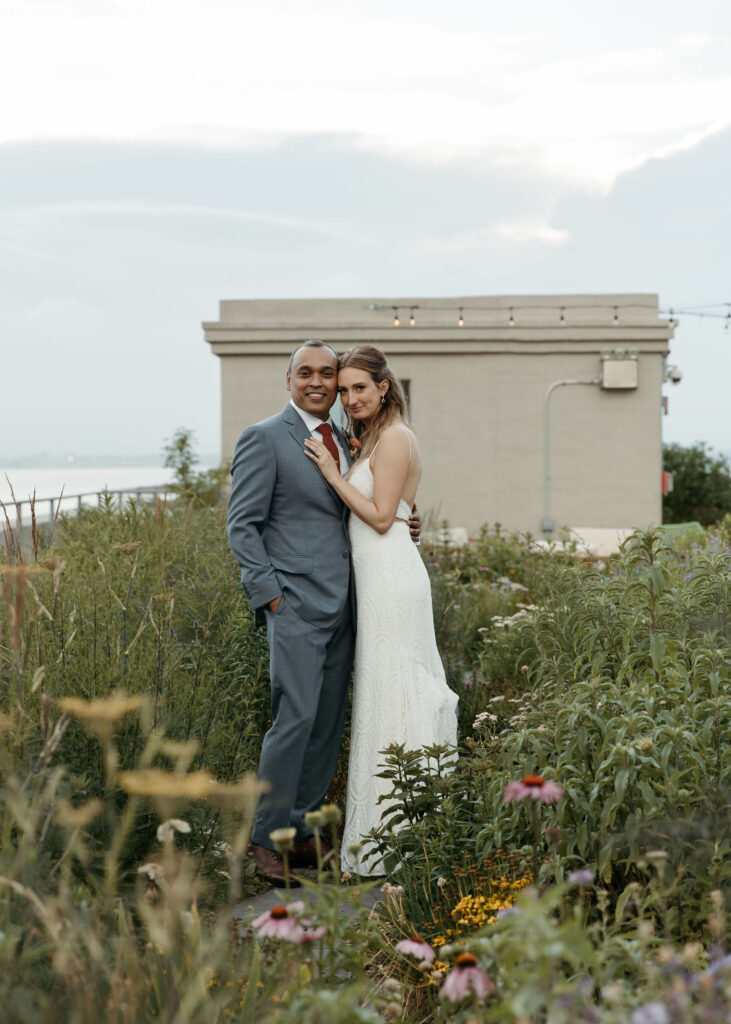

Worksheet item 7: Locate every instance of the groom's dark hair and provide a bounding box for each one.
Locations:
[288,339,339,373]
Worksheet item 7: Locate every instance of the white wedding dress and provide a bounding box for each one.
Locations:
[340,444,459,876]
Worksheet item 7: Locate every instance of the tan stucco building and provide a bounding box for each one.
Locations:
[203,294,674,537]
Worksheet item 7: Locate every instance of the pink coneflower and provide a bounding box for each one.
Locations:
[395,935,436,964]
[253,902,305,941]
[504,774,564,804]
[296,925,327,944]
[440,952,496,1002]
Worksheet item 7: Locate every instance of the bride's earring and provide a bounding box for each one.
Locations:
[380,393,386,406]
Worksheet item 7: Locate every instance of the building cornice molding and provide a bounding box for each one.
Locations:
[203,293,674,357]
[205,334,671,357]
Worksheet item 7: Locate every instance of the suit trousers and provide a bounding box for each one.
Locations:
[251,592,355,847]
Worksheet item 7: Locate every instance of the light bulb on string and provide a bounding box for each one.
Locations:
[392,308,400,327]
[509,308,515,327]
[409,308,416,327]
[559,307,565,325]
[458,309,464,327]
[613,307,619,326]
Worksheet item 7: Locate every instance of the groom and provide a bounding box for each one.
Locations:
[227,340,355,886]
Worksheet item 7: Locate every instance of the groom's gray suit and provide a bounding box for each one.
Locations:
[227,402,355,847]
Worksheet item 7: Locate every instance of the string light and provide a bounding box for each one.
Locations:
[362,300,730,330]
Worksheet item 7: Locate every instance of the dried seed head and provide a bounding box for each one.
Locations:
[269,827,297,853]
[114,542,142,556]
[56,798,104,830]
[58,692,143,737]
[319,804,342,825]
[119,769,214,799]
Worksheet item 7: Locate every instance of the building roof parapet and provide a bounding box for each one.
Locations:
[204,293,672,331]
[203,294,673,357]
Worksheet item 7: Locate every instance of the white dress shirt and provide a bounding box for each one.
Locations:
[290,400,349,475]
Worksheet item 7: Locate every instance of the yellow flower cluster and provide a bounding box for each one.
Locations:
[426,960,449,986]
[451,876,531,929]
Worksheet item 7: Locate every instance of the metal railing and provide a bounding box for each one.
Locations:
[1,485,170,542]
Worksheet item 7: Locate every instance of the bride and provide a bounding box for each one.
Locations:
[304,345,458,875]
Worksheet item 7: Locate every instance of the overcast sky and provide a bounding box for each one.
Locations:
[1,0,730,461]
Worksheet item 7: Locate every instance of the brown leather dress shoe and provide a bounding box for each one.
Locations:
[289,836,333,869]
[250,844,302,888]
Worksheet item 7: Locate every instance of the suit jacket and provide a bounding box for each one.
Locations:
[227,404,354,628]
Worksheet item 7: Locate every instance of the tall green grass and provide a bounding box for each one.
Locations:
[0,485,729,1022]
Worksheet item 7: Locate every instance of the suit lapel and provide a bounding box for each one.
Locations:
[282,405,345,509]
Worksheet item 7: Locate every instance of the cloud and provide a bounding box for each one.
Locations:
[0,127,729,458]
[491,221,569,246]
[2,1,730,189]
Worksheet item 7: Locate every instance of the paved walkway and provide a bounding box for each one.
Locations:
[230,874,384,923]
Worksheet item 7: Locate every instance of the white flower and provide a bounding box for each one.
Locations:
[473,712,498,729]
[138,862,165,882]
[157,818,191,842]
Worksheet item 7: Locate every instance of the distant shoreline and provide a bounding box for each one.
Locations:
[0,465,214,510]
[1,455,220,469]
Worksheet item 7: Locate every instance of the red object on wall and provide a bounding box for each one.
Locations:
[661,471,674,495]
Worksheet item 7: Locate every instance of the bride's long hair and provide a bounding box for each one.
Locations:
[338,346,407,457]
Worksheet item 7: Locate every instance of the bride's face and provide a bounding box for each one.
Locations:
[338,367,388,426]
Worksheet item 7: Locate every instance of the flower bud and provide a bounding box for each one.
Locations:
[319,804,342,825]
[269,827,296,853]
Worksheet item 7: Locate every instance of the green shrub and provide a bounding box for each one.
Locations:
[368,530,731,944]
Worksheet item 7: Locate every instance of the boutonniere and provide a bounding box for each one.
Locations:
[345,433,361,460]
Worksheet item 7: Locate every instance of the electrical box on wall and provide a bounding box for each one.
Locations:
[600,348,639,390]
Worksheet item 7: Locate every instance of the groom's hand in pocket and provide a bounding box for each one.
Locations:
[408,504,422,545]
[269,596,283,615]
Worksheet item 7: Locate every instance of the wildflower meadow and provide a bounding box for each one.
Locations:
[0,462,729,1022]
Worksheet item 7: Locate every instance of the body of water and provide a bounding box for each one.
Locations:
[0,465,215,524]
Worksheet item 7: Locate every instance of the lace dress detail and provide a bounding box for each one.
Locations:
[340,452,459,876]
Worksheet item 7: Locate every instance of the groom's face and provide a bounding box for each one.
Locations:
[287,346,339,420]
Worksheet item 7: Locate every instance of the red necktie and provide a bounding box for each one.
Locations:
[316,423,341,474]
